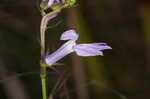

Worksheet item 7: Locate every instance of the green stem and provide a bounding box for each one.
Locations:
[40,65,47,99]
[40,6,64,57]
[40,6,65,99]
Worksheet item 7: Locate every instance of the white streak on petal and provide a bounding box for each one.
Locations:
[92,43,112,50]
[45,40,76,66]
[76,43,112,51]
[60,29,79,41]
[48,0,55,6]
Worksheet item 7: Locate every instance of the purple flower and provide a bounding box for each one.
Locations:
[48,0,61,7]
[45,29,112,66]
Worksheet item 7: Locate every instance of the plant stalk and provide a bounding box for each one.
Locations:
[40,5,64,99]
[40,64,47,99]
[40,7,63,99]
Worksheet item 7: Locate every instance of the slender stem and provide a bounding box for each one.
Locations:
[40,65,47,99]
[40,6,63,57]
[40,6,64,99]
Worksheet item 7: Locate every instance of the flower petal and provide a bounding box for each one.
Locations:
[73,43,112,56]
[73,45,103,56]
[48,0,55,6]
[75,43,112,50]
[60,29,79,41]
[45,40,76,66]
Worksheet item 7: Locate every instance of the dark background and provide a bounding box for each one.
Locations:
[0,0,150,99]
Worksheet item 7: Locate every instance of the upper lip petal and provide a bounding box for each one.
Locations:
[60,29,79,41]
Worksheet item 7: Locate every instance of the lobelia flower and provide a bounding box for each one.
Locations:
[44,29,112,66]
[48,0,61,7]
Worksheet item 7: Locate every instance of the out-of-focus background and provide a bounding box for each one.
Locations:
[0,0,150,99]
